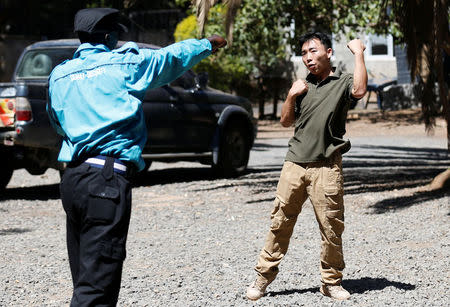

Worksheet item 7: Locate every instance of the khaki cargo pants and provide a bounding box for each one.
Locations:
[255,152,345,285]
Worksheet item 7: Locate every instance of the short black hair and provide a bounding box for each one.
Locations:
[298,32,332,50]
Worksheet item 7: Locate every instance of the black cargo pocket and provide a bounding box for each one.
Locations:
[100,240,126,261]
[87,184,120,224]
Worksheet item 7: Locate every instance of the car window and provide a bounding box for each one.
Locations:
[16,48,76,78]
[170,70,196,89]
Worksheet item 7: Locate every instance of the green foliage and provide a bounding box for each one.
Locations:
[174,1,293,99]
[174,15,197,42]
[232,0,290,75]
[179,0,402,105]
[174,5,250,94]
[86,0,111,8]
[175,0,191,7]
[286,0,399,53]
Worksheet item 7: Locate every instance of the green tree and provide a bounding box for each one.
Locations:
[231,0,293,118]
[188,0,399,118]
[174,5,250,96]
[191,0,450,187]
[177,1,294,118]
[383,0,450,189]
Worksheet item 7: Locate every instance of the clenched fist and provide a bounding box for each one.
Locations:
[207,35,227,53]
[347,39,366,55]
[288,79,308,98]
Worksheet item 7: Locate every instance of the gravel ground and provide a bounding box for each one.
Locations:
[1,115,449,306]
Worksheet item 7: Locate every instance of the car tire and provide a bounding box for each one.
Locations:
[0,158,13,191]
[213,120,250,177]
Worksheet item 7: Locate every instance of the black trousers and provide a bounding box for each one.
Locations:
[60,157,132,306]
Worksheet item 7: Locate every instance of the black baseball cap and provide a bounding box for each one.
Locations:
[74,8,128,34]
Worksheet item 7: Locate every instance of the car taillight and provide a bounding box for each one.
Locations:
[15,97,32,121]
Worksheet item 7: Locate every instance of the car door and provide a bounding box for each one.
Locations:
[142,86,181,152]
[168,71,217,152]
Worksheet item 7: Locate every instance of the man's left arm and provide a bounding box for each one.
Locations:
[347,39,367,99]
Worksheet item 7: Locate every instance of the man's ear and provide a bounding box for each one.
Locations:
[104,33,111,45]
[326,48,333,59]
[105,32,118,49]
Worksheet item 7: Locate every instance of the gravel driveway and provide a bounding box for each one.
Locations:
[1,120,449,306]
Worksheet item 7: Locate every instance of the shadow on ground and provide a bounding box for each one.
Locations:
[0,227,32,236]
[1,144,448,207]
[0,184,60,201]
[369,187,450,214]
[267,277,415,297]
[132,167,216,187]
[244,143,449,213]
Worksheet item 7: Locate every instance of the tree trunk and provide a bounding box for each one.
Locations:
[430,0,450,188]
[258,78,265,119]
[272,87,279,119]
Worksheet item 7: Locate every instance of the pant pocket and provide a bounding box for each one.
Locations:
[100,240,126,261]
[322,164,343,196]
[87,184,120,224]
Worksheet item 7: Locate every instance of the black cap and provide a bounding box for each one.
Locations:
[74,8,127,34]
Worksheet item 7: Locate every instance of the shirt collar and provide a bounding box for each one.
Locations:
[73,43,111,59]
[306,67,342,84]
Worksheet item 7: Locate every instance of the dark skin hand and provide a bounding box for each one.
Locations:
[207,35,227,53]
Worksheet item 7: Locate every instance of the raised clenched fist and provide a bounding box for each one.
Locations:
[347,39,366,55]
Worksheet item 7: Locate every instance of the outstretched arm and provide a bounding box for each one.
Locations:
[347,39,367,99]
[137,35,227,91]
[280,79,308,127]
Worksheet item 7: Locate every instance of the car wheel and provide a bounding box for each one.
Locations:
[213,121,250,177]
[0,158,13,191]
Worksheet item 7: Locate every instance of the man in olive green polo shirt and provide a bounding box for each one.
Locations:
[246,32,367,301]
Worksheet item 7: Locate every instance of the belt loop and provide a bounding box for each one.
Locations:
[102,157,115,181]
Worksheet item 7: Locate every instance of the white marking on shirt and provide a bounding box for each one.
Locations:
[69,67,106,81]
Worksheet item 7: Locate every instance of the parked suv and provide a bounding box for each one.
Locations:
[0,39,257,190]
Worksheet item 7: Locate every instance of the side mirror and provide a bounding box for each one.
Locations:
[196,72,209,89]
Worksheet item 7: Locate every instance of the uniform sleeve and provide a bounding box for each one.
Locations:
[129,39,212,95]
[47,77,66,137]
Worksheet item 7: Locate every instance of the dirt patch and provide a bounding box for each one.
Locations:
[257,109,447,139]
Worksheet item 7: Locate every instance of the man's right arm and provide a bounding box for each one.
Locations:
[347,39,367,99]
[135,36,226,91]
[280,79,308,127]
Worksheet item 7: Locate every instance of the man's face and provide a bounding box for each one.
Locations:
[301,38,332,75]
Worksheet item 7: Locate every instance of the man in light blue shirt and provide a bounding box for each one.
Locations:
[48,8,226,306]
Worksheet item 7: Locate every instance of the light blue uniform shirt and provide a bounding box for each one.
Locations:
[48,39,212,171]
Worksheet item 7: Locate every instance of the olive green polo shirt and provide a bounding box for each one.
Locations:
[285,69,356,163]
